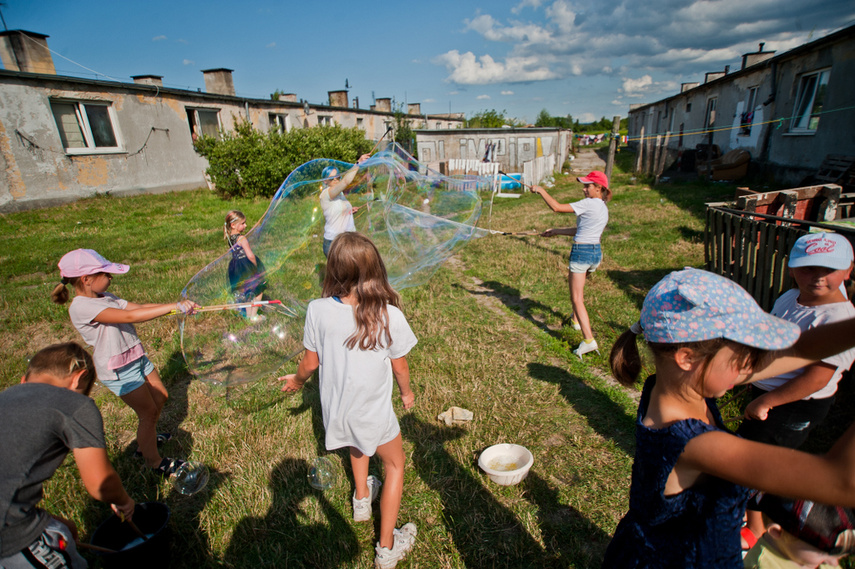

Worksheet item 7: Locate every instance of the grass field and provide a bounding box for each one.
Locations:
[0,157,780,568]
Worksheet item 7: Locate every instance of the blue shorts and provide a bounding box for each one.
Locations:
[569,243,602,274]
[103,356,154,397]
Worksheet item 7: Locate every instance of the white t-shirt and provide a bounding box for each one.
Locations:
[753,288,855,399]
[571,198,609,244]
[69,293,142,381]
[303,297,417,455]
[319,187,356,241]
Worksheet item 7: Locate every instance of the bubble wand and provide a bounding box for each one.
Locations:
[168,299,283,315]
[368,125,393,156]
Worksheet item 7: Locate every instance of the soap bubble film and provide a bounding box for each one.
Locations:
[181,144,491,386]
[307,457,336,490]
[170,461,210,495]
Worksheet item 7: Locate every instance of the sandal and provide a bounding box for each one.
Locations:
[740,525,758,550]
[152,457,185,478]
[134,433,173,458]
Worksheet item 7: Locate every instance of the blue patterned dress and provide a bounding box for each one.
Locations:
[602,375,751,568]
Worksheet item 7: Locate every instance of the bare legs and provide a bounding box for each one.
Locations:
[350,433,406,549]
[120,368,168,468]
[569,271,594,340]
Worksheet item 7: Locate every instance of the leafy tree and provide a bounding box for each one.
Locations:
[194,119,372,198]
[465,109,522,128]
[270,89,285,101]
[392,103,415,155]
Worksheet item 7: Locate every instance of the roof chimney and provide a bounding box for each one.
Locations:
[131,75,163,87]
[407,103,421,115]
[201,68,235,96]
[0,30,56,74]
[741,43,775,70]
[375,98,392,112]
[328,90,348,107]
[681,82,699,92]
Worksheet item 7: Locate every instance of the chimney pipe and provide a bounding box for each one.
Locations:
[759,42,765,52]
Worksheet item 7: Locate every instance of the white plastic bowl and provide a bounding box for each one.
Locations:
[478,444,534,486]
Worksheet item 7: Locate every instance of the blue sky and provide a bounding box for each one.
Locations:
[4,0,854,124]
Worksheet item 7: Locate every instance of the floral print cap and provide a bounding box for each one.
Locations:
[640,268,800,350]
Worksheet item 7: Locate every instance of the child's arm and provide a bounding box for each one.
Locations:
[95,299,197,324]
[744,362,836,420]
[391,356,414,410]
[73,447,135,520]
[679,425,855,507]
[531,186,576,213]
[278,349,319,392]
[742,317,855,383]
[541,227,577,237]
[237,235,258,265]
[327,154,371,200]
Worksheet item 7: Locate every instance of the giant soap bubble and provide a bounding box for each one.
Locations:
[180,144,492,387]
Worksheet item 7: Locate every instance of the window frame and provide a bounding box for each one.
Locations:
[317,115,334,126]
[739,86,759,136]
[704,97,717,129]
[186,107,222,139]
[789,68,830,134]
[50,99,124,155]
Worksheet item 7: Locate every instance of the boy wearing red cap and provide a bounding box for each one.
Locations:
[532,171,612,359]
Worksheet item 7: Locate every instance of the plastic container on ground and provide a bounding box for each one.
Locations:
[478,443,533,486]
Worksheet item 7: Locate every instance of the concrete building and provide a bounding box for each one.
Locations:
[0,30,464,212]
[626,25,855,185]
[415,127,572,178]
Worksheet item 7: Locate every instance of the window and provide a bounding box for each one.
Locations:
[50,100,121,153]
[318,115,334,126]
[740,87,758,135]
[268,113,291,133]
[356,117,364,129]
[790,68,830,132]
[686,102,692,113]
[186,108,220,139]
[704,97,717,128]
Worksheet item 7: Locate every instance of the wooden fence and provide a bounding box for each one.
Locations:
[705,204,855,311]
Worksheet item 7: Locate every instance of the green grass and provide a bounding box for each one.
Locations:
[0,157,746,568]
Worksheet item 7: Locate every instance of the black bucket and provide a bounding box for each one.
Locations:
[89,501,171,568]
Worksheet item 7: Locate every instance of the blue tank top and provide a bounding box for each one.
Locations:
[602,375,751,568]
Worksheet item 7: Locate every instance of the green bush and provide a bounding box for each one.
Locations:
[194,120,373,198]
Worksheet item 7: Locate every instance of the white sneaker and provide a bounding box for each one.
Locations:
[374,523,417,569]
[573,339,600,360]
[570,317,581,331]
[352,475,382,522]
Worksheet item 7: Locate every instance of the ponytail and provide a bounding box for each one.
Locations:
[609,324,643,386]
[50,277,73,305]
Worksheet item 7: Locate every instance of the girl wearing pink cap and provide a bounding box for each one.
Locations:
[52,249,197,478]
[532,171,611,360]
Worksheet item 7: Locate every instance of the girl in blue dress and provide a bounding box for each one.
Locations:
[224,210,267,319]
[604,268,855,568]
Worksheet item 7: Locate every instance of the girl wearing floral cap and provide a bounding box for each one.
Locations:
[603,268,855,568]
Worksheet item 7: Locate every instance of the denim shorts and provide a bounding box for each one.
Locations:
[568,243,602,273]
[103,355,154,396]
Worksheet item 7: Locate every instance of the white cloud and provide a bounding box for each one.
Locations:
[423,98,436,103]
[477,94,491,100]
[611,99,624,106]
[183,59,195,66]
[176,39,188,44]
[577,112,596,123]
[511,0,542,14]
[434,50,558,84]
[266,42,276,49]
[152,35,167,42]
[621,75,653,97]
[501,90,514,95]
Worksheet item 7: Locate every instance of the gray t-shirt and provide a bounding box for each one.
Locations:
[304,298,417,455]
[0,383,105,556]
[69,293,142,380]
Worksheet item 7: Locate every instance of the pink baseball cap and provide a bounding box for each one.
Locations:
[58,249,129,278]
[577,171,609,189]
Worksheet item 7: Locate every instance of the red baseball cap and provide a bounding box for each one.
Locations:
[58,249,129,278]
[577,171,609,189]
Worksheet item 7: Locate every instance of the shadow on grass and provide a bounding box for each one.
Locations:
[455,280,570,341]
[527,362,635,456]
[401,414,602,568]
[604,268,674,312]
[223,457,359,568]
[522,470,611,566]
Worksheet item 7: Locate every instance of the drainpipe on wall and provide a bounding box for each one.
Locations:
[245,101,250,121]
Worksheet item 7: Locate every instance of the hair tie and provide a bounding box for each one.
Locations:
[630,321,643,335]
